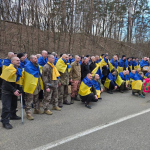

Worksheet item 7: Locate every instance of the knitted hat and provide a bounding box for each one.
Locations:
[17,53,24,59]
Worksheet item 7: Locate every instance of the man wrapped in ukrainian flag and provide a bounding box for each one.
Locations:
[129,70,145,98]
[79,73,98,109]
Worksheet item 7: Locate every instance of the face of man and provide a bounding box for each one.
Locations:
[136,58,139,62]
[132,70,135,74]
[95,74,100,80]
[24,53,27,59]
[31,56,38,64]
[87,74,92,80]
[122,57,126,60]
[148,70,150,74]
[91,57,95,62]
[126,70,129,75]
[105,56,108,60]
[84,58,89,64]
[14,54,17,57]
[8,53,14,59]
[48,56,55,63]
[113,56,117,61]
[95,56,99,61]
[69,55,72,59]
[123,71,126,76]
[20,56,25,62]
[112,71,116,75]
[42,52,48,59]
[144,57,147,61]
[12,57,20,67]
[136,68,140,73]
[75,56,80,63]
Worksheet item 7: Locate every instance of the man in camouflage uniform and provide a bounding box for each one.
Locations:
[70,55,81,104]
[42,55,61,115]
[57,54,70,108]
[24,55,43,120]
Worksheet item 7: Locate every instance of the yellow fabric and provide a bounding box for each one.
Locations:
[16,69,24,86]
[104,78,111,89]
[99,59,107,69]
[126,80,129,85]
[2,65,8,72]
[39,65,43,74]
[92,63,99,77]
[130,66,132,71]
[117,67,128,73]
[96,90,101,98]
[78,82,91,96]
[0,64,17,82]
[134,65,141,71]
[100,56,103,60]
[23,71,38,94]
[132,80,142,90]
[109,61,115,72]
[116,75,124,87]
[47,62,60,80]
[56,58,67,73]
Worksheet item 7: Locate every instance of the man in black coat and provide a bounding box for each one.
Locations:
[89,56,96,72]
[81,57,90,80]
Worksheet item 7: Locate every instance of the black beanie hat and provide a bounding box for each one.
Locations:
[122,55,126,58]
[17,53,24,59]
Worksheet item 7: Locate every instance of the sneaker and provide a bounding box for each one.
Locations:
[26,113,34,120]
[44,110,53,115]
[138,94,145,98]
[63,100,71,105]
[132,92,135,95]
[52,106,61,111]
[10,115,21,120]
[3,123,13,129]
[120,90,124,93]
[107,90,113,94]
[33,109,43,114]
[58,103,63,108]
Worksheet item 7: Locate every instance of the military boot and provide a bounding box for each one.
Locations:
[26,113,34,120]
[70,97,74,104]
[44,109,53,115]
[52,106,61,111]
[33,109,43,114]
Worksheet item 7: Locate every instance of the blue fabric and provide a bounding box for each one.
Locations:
[126,75,130,80]
[20,61,25,69]
[140,60,149,68]
[119,72,127,81]
[54,57,58,65]
[128,60,132,66]
[24,58,29,65]
[145,72,150,78]
[0,59,3,68]
[129,72,140,81]
[104,57,109,65]
[132,60,137,67]
[15,67,23,82]
[118,58,128,68]
[107,73,116,87]
[79,61,82,65]
[110,58,118,68]
[95,67,103,79]
[67,59,71,70]
[91,79,100,90]
[38,56,48,67]
[3,59,11,67]
[69,58,75,64]
[82,77,93,87]
[135,71,143,81]
[24,61,41,78]
[95,58,101,64]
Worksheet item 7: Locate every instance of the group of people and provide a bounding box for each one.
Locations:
[0,51,150,130]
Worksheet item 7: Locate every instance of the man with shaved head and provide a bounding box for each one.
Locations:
[56,54,71,107]
[1,57,22,129]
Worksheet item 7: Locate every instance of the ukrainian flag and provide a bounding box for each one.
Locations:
[78,77,93,96]
[132,80,143,90]
[56,58,70,73]
[0,59,3,68]
[23,61,43,94]
[92,64,103,79]
[116,75,124,87]
[0,64,22,84]
[38,56,48,74]
[91,79,101,98]
[118,58,128,73]
[104,73,116,89]
[99,57,108,69]
[2,59,11,71]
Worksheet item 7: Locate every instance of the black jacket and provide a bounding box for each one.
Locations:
[81,63,90,80]
[89,62,96,72]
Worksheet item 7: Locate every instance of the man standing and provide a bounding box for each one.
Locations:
[118,55,128,73]
[1,57,22,129]
[17,53,26,69]
[42,55,61,115]
[81,57,90,80]
[24,55,43,120]
[70,55,81,104]
[89,56,96,72]
[56,54,70,107]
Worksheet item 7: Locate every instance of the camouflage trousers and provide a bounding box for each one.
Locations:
[71,80,81,98]
[43,88,58,110]
[24,93,39,113]
[58,85,68,104]
[132,84,144,94]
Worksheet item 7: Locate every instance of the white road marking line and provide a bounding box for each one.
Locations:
[32,108,150,150]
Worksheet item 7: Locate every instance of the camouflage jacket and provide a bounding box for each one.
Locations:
[59,69,69,85]
[42,63,58,89]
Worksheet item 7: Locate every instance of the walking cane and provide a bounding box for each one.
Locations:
[20,94,24,124]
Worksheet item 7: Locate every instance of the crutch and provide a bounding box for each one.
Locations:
[20,94,24,124]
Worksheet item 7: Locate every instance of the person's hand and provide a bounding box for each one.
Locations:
[70,79,72,82]
[114,86,117,90]
[14,90,21,97]
[126,84,128,88]
[95,95,98,99]
[101,89,104,92]
[58,83,61,87]
[46,88,50,92]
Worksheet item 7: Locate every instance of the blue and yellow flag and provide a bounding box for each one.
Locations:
[91,79,101,98]
[23,61,43,94]
[56,58,70,73]
[118,58,128,73]
[0,64,22,85]
[47,62,60,80]
[92,64,103,79]
[38,56,48,73]
[78,77,93,96]
[116,75,124,87]
[109,58,118,72]
[2,59,11,71]
[104,73,116,89]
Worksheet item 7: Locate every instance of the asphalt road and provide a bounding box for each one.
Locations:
[0,90,150,150]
